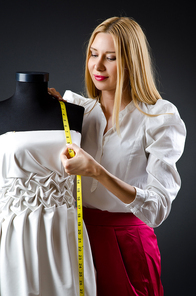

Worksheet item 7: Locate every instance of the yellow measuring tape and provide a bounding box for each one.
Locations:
[59,101,84,296]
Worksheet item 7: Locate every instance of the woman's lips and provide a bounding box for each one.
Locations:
[94,75,108,81]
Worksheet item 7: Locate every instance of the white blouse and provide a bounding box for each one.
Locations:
[64,90,186,228]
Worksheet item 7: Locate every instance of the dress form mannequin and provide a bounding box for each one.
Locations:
[0,72,84,134]
[0,73,97,295]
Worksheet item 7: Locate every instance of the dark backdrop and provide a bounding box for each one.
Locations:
[0,1,195,295]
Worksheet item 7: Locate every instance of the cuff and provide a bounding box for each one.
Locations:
[124,186,146,215]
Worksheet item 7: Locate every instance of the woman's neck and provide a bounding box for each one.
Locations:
[100,91,114,116]
[100,88,132,115]
[100,89,132,134]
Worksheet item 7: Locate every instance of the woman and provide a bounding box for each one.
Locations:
[49,16,186,296]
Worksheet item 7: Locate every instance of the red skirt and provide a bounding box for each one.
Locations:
[83,207,164,296]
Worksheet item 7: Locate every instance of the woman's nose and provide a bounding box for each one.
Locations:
[95,58,105,71]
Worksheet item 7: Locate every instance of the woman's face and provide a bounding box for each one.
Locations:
[88,33,117,96]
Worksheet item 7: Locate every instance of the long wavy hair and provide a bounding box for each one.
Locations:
[85,17,162,132]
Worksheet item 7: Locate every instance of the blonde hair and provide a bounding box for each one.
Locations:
[85,17,162,132]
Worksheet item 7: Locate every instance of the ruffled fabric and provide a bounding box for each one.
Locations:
[0,172,75,218]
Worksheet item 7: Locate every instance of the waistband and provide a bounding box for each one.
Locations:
[83,207,145,227]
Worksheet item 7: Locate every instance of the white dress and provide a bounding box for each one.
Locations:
[0,130,96,296]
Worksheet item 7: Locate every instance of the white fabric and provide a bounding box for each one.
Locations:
[0,130,96,296]
[64,90,186,228]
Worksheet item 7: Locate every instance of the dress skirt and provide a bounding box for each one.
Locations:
[83,207,164,296]
[0,204,97,296]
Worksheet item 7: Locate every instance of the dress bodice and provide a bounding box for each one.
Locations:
[0,130,81,216]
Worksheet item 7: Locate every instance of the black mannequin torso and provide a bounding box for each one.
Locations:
[0,72,84,135]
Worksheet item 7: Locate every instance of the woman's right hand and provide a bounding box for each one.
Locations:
[48,88,64,101]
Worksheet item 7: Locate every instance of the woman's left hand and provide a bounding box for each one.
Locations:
[48,88,63,101]
[60,143,100,177]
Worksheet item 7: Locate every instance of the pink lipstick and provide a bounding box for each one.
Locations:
[94,75,108,81]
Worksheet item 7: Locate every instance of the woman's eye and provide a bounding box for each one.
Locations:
[107,56,116,61]
[91,52,98,57]
[89,52,116,61]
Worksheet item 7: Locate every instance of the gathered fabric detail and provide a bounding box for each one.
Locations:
[0,172,75,218]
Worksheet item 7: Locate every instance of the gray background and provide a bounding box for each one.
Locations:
[0,1,195,295]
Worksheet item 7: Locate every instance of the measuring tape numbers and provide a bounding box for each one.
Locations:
[59,101,84,296]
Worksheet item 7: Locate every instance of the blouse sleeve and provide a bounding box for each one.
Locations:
[125,100,186,228]
[63,90,83,104]
[63,90,94,111]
